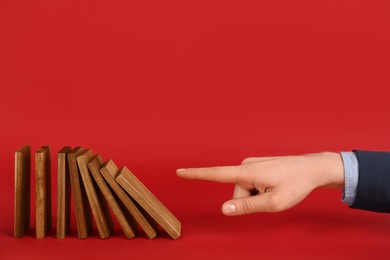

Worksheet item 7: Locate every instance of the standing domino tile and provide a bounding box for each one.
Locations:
[35,146,51,239]
[14,145,31,238]
[56,146,72,239]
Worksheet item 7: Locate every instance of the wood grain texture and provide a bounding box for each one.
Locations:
[77,149,112,239]
[88,155,136,239]
[56,146,72,239]
[68,146,92,239]
[100,160,157,239]
[35,146,51,239]
[14,145,31,238]
[116,167,181,240]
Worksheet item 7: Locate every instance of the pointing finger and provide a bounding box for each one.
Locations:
[176,165,245,183]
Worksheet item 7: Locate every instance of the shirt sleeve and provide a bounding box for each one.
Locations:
[340,151,359,206]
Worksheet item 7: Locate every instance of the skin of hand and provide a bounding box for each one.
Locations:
[176,152,345,216]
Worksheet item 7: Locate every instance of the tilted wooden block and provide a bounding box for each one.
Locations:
[35,146,51,239]
[77,149,113,239]
[88,155,136,239]
[14,145,31,238]
[100,160,157,239]
[116,167,181,239]
[56,146,72,239]
[68,146,92,239]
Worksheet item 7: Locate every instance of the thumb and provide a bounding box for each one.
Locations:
[222,193,278,215]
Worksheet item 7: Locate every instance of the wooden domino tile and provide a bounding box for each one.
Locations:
[56,146,72,239]
[88,155,136,239]
[14,145,31,238]
[116,167,181,240]
[35,146,51,239]
[100,160,157,239]
[77,149,113,239]
[68,146,92,239]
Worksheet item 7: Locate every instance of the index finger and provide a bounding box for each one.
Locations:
[176,165,245,183]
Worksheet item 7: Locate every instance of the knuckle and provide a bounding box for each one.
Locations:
[210,172,217,182]
[211,166,224,171]
[241,157,253,165]
[233,185,242,199]
[239,164,254,182]
[239,198,253,214]
[210,166,222,174]
[239,164,249,174]
[208,167,223,182]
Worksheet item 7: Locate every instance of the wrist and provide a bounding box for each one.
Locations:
[305,152,345,189]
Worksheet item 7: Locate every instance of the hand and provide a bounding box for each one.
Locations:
[176,152,344,216]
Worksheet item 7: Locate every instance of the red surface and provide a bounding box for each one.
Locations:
[1,0,390,259]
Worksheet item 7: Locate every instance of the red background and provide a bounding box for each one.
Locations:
[1,0,389,259]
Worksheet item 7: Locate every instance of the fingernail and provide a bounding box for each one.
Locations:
[176,168,186,173]
[223,203,237,214]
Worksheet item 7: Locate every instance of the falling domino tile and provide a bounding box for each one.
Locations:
[77,149,113,239]
[88,155,136,239]
[116,166,181,240]
[100,160,157,239]
[68,146,92,239]
[14,145,31,238]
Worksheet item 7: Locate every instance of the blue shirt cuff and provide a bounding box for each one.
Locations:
[340,151,359,206]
